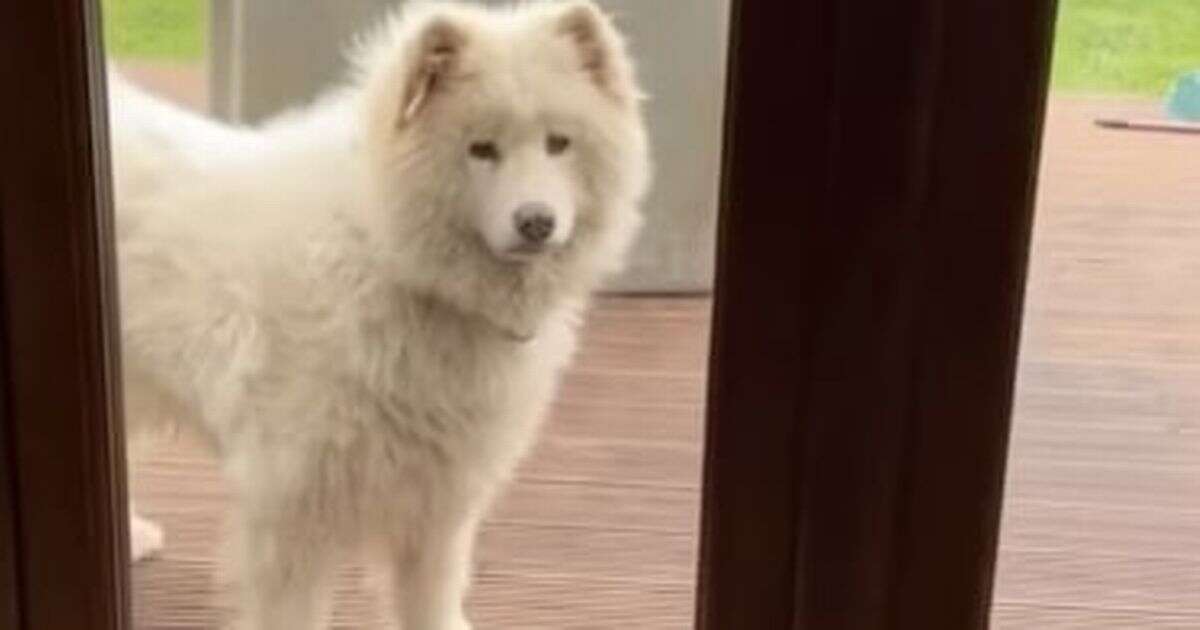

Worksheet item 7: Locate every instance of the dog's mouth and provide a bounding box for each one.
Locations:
[475,229,572,264]
[504,243,548,258]
[499,241,567,263]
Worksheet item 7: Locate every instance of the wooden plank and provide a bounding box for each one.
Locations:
[992,98,1200,628]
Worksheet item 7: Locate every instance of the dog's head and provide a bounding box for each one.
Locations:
[356,0,649,281]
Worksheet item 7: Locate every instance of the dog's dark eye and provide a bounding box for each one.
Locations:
[546,133,571,156]
[468,141,501,161]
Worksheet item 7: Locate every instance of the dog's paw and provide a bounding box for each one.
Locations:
[441,616,473,630]
[429,620,472,630]
[130,513,165,562]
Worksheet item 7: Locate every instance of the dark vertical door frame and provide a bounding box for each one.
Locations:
[0,1,130,629]
[697,0,1056,628]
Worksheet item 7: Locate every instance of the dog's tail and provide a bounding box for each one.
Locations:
[107,70,263,234]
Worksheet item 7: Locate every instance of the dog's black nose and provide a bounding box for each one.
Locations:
[514,203,555,244]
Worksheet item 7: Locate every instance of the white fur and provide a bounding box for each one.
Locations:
[111,2,650,628]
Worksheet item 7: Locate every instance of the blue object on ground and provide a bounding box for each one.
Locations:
[1166,71,1200,121]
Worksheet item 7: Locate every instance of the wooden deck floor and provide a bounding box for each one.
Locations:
[992,98,1200,628]
[130,297,708,629]
[119,65,1198,628]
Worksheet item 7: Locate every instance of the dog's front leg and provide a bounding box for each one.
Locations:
[233,512,334,630]
[391,515,480,630]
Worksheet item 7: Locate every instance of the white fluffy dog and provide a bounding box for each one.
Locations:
[109,1,649,628]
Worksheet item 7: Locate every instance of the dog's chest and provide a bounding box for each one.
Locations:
[340,306,549,445]
[263,247,573,474]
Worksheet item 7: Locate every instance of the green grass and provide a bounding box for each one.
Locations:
[1051,0,1200,95]
[101,0,206,60]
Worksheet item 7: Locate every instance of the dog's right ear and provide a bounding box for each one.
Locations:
[397,16,467,127]
[555,1,640,105]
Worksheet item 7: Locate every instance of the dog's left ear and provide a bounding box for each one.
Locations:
[399,16,468,126]
[556,1,640,104]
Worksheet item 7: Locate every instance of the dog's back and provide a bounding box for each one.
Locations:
[110,75,269,442]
